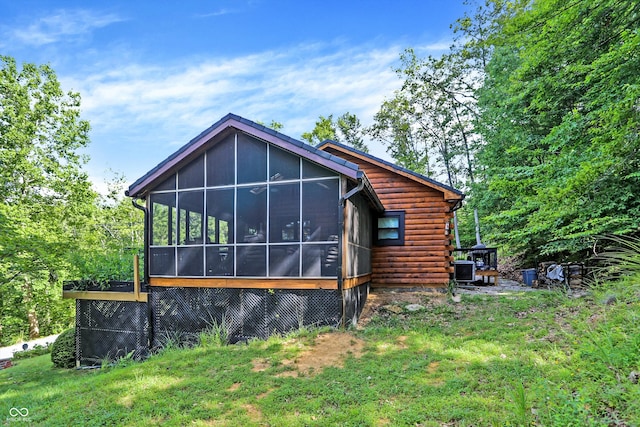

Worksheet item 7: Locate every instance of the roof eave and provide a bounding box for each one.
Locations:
[358,171,385,213]
[127,115,361,198]
[318,140,465,201]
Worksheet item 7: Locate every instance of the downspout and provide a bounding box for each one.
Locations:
[131,197,149,284]
[130,195,152,351]
[341,178,366,203]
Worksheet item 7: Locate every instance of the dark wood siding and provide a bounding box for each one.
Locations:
[323,148,456,288]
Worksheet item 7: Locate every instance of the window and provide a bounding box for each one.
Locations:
[148,131,340,278]
[375,211,405,246]
[150,193,176,245]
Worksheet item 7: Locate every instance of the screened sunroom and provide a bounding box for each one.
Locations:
[127,115,384,287]
[146,132,345,279]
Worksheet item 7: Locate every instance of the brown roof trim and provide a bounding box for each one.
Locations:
[318,141,465,202]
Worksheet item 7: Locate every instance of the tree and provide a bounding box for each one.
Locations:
[256,120,284,131]
[302,112,369,152]
[369,94,432,176]
[0,56,95,342]
[69,173,144,285]
[371,47,482,189]
[474,0,640,261]
[302,115,336,145]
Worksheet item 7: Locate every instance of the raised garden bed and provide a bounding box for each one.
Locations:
[63,280,149,293]
[63,280,149,302]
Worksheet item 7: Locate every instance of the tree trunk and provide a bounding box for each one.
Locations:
[453,211,462,249]
[22,279,40,339]
[474,209,482,245]
[28,310,40,339]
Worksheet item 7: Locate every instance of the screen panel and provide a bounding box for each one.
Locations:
[206,135,235,187]
[178,155,204,189]
[237,133,267,184]
[270,146,300,181]
[269,183,300,243]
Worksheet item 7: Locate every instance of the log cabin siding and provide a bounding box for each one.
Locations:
[322,147,457,288]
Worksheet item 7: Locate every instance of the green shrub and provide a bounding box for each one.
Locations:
[51,328,76,369]
[12,344,51,360]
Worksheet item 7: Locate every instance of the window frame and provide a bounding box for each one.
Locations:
[374,210,405,246]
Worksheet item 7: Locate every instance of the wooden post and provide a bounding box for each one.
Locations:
[134,254,141,301]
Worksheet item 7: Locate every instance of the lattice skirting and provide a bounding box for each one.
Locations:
[76,299,149,366]
[75,284,369,366]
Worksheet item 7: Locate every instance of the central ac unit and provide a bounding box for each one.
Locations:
[454,260,476,282]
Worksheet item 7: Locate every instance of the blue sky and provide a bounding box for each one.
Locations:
[1,1,470,193]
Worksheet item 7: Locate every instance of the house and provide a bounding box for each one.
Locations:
[317,140,464,288]
[65,113,464,365]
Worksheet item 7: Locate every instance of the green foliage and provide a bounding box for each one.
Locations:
[0,56,94,343]
[371,48,479,189]
[198,319,230,348]
[302,112,369,152]
[370,90,432,175]
[508,381,531,426]
[50,328,76,369]
[255,120,284,131]
[0,59,142,345]
[473,0,640,261]
[12,344,51,360]
[593,235,640,281]
[68,174,144,285]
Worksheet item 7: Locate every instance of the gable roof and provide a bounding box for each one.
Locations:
[126,113,362,198]
[317,140,465,202]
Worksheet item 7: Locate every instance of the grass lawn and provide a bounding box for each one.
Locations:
[2,281,639,426]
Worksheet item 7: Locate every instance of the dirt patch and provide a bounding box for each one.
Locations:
[242,403,263,422]
[358,289,447,327]
[276,332,365,378]
[227,382,241,392]
[396,335,409,349]
[251,358,271,373]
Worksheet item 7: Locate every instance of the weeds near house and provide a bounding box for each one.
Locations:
[153,329,198,353]
[198,318,230,348]
[593,234,640,280]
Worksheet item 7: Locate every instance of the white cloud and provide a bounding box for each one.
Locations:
[72,43,401,132]
[61,40,449,187]
[9,9,124,46]
[195,9,238,18]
